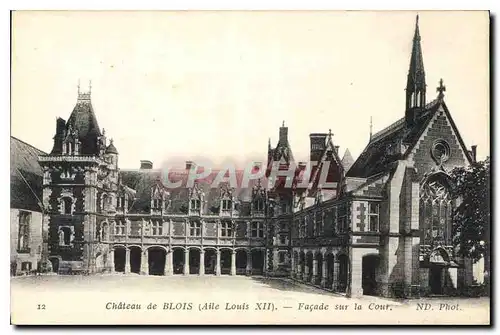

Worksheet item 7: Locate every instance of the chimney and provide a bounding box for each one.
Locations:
[471,145,477,163]
[186,161,195,170]
[140,160,153,169]
[309,133,327,162]
[279,122,288,144]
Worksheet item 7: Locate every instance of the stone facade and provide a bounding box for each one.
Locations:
[33,16,479,299]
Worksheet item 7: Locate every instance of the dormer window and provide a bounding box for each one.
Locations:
[153,198,162,209]
[222,199,232,211]
[254,199,265,212]
[190,199,201,210]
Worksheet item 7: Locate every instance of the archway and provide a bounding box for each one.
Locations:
[362,254,380,296]
[172,248,185,275]
[315,252,323,286]
[114,247,126,273]
[236,250,247,275]
[326,253,334,289]
[338,254,349,293]
[204,249,216,275]
[49,257,59,273]
[129,247,142,274]
[220,249,232,275]
[251,249,265,275]
[148,247,166,275]
[189,249,200,274]
[306,252,314,283]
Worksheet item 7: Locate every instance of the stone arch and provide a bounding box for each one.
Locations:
[113,245,127,273]
[306,251,314,283]
[337,253,349,293]
[325,252,335,289]
[144,245,168,252]
[220,249,232,275]
[429,247,451,264]
[250,248,265,275]
[315,250,323,286]
[48,256,61,273]
[204,248,217,275]
[129,245,142,274]
[235,249,248,275]
[148,246,166,276]
[172,247,186,274]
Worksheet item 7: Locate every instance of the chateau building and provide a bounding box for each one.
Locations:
[13,16,477,298]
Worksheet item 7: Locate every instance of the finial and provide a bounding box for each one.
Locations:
[282,120,285,127]
[89,80,92,94]
[77,79,80,94]
[102,128,106,135]
[328,129,332,137]
[110,138,113,144]
[437,78,446,100]
[416,14,419,25]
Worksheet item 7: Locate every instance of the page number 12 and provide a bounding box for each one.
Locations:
[37,304,46,310]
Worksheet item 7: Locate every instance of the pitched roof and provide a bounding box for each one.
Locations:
[106,139,118,154]
[10,136,46,211]
[347,99,440,178]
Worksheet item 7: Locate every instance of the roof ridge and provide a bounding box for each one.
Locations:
[11,136,47,155]
[370,117,405,143]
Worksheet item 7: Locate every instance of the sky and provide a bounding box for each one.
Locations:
[11,11,490,169]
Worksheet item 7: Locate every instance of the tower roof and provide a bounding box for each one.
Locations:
[66,88,102,155]
[341,148,354,172]
[106,139,118,154]
[407,15,426,91]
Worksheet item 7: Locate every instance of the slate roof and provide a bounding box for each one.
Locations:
[106,140,118,154]
[10,136,46,212]
[119,167,267,215]
[65,94,102,155]
[347,99,441,178]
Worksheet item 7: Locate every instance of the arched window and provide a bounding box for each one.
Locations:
[420,174,453,247]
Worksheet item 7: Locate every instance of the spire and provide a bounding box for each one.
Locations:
[77,80,92,103]
[406,14,426,111]
[341,149,354,173]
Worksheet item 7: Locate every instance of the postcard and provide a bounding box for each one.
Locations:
[10,10,490,325]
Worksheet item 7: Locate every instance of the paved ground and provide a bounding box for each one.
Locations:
[11,274,490,325]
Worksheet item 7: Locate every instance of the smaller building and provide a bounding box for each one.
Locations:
[10,136,46,275]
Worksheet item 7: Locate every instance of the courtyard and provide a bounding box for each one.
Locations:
[10,274,489,325]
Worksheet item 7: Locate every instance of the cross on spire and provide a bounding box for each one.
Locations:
[437,78,446,99]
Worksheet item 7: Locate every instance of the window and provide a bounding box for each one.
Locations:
[153,198,162,209]
[420,176,452,245]
[58,226,72,246]
[61,197,73,215]
[279,223,286,231]
[152,221,163,236]
[254,199,264,212]
[222,199,232,211]
[190,199,201,210]
[279,235,286,245]
[220,221,233,237]
[368,203,380,232]
[17,211,30,252]
[115,221,126,235]
[315,212,322,236]
[281,203,287,214]
[190,221,202,236]
[278,252,286,263]
[251,222,264,238]
[338,205,348,233]
[117,196,126,209]
[300,218,307,238]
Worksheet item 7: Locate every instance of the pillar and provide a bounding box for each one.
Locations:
[297,263,302,280]
[246,251,252,276]
[109,249,115,273]
[124,248,131,274]
[312,258,318,284]
[291,252,296,278]
[321,258,327,288]
[351,248,364,297]
[164,250,173,276]
[199,250,205,275]
[184,249,190,275]
[231,250,236,276]
[215,250,221,276]
[333,261,340,291]
[140,249,149,275]
[304,264,309,282]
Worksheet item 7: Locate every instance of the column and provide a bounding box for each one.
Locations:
[109,249,115,273]
[124,248,131,274]
[312,258,318,284]
[321,258,327,288]
[215,250,221,276]
[164,250,173,276]
[246,251,252,276]
[291,252,296,279]
[140,249,148,275]
[297,263,302,281]
[199,250,205,275]
[350,249,363,297]
[184,249,190,275]
[304,264,309,282]
[231,250,236,276]
[333,261,340,291]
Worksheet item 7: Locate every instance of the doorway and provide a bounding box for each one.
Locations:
[429,266,443,295]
